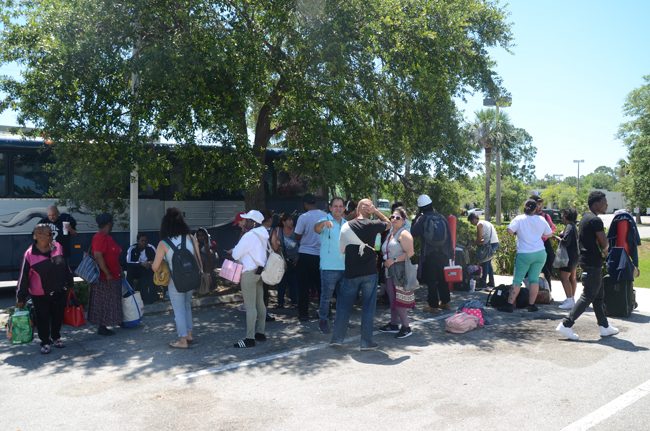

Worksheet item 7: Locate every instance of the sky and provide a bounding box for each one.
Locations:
[1,1,650,179]
[457,0,650,179]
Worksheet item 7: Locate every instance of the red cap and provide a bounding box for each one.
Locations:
[232,212,246,226]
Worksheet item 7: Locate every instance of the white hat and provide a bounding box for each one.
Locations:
[417,194,432,207]
[241,210,264,225]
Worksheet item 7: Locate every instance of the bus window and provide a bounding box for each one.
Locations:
[0,153,6,197]
[12,152,50,197]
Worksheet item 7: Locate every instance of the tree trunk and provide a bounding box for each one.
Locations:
[484,146,492,221]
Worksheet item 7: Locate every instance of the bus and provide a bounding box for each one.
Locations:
[0,134,323,281]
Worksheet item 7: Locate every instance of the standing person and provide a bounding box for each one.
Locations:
[556,192,619,340]
[152,208,202,349]
[411,194,453,311]
[330,198,390,350]
[501,200,552,313]
[556,208,579,310]
[314,197,347,334]
[378,207,415,339]
[87,213,123,336]
[16,224,73,354]
[273,213,300,308]
[38,204,77,262]
[196,227,218,289]
[531,195,556,289]
[294,194,326,322]
[468,213,500,288]
[125,233,156,294]
[231,210,269,348]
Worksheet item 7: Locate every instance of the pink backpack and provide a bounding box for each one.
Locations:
[445,312,479,334]
[461,307,485,326]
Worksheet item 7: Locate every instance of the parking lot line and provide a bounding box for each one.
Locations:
[175,312,451,380]
[561,378,650,431]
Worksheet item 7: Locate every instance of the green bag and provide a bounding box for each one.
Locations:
[7,308,33,345]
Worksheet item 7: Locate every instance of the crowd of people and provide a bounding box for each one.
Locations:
[15,189,624,354]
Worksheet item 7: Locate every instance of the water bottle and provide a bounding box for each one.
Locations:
[469,279,476,292]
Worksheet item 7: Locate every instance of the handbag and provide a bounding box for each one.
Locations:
[63,289,86,327]
[394,286,416,308]
[153,260,170,287]
[261,241,286,286]
[553,242,570,268]
[220,259,243,284]
[404,257,420,292]
[121,279,143,328]
[198,272,212,295]
[6,308,33,344]
[75,250,99,284]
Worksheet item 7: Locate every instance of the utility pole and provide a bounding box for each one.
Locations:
[573,159,584,196]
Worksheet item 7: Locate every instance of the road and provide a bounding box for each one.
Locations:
[2,278,650,431]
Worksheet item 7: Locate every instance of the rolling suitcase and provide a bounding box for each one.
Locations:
[603,274,637,318]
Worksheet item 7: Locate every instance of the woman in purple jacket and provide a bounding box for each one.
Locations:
[16,223,73,354]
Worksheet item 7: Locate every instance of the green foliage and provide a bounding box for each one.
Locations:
[492,225,516,275]
[74,281,90,307]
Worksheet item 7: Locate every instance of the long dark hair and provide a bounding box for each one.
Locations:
[160,207,190,239]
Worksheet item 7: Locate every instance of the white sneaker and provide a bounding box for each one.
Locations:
[599,325,619,337]
[559,298,575,310]
[556,322,579,340]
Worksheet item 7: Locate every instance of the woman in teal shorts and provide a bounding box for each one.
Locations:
[503,199,552,312]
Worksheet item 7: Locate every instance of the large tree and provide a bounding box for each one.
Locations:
[618,75,650,221]
[1,0,513,212]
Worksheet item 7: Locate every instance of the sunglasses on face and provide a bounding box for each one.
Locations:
[390,215,402,220]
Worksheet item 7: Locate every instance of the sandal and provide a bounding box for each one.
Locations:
[53,339,65,349]
[40,344,51,354]
[169,340,189,349]
[233,338,256,348]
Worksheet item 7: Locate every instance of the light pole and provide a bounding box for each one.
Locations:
[573,159,584,196]
[483,96,512,224]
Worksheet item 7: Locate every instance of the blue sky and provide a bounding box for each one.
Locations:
[2,1,649,179]
[458,0,650,178]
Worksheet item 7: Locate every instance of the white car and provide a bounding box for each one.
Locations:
[468,208,484,216]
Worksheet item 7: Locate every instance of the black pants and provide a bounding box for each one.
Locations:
[563,266,609,328]
[297,253,321,319]
[422,254,450,307]
[32,292,66,346]
[542,239,555,289]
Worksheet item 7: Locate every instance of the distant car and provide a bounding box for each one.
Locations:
[468,208,484,216]
[542,209,562,224]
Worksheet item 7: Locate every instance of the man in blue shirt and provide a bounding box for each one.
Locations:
[314,197,346,333]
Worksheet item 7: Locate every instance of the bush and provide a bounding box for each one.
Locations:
[74,281,90,306]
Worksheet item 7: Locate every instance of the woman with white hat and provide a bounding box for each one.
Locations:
[231,210,269,348]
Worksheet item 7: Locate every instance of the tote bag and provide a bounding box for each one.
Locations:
[75,252,99,284]
[553,243,570,268]
[63,289,86,327]
[121,279,143,328]
[220,259,243,284]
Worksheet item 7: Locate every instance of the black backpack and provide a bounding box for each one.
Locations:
[423,213,449,254]
[486,284,510,308]
[164,235,201,293]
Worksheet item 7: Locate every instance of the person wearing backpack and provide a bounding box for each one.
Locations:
[152,208,203,349]
[231,210,269,348]
[411,194,453,311]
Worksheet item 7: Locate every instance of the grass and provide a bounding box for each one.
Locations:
[637,239,650,288]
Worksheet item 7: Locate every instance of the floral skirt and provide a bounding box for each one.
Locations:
[87,278,123,326]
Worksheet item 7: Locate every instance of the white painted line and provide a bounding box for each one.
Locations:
[175,312,452,380]
[561,378,650,431]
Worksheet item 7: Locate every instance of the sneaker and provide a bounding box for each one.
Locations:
[556,322,579,341]
[329,341,343,348]
[497,303,514,313]
[527,304,539,312]
[233,338,256,348]
[599,325,619,337]
[379,323,400,333]
[40,344,51,354]
[254,333,267,342]
[360,342,379,351]
[319,319,331,334]
[559,298,575,310]
[395,326,412,339]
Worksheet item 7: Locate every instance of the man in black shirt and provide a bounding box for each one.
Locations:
[330,198,390,350]
[556,191,619,340]
[38,205,77,260]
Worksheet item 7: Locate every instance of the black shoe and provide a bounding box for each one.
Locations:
[255,333,267,342]
[233,338,256,348]
[527,304,539,312]
[497,303,514,313]
[97,326,115,336]
[395,326,413,339]
[379,323,400,333]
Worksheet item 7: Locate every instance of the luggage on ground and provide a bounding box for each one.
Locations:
[603,274,637,318]
[445,312,479,333]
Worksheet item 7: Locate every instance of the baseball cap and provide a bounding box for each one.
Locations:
[241,210,264,225]
[417,194,432,207]
[232,212,246,226]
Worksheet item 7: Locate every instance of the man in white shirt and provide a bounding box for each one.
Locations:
[294,194,327,321]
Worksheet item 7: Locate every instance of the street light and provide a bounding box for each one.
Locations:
[483,96,512,224]
[573,159,584,195]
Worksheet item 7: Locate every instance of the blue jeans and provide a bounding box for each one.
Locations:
[481,243,499,286]
[319,270,344,320]
[331,274,378,348]
[168,282,193,337]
